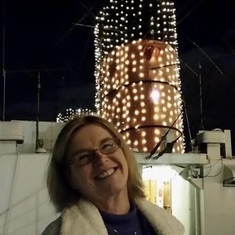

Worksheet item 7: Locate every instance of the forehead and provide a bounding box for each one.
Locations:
[69,124,114,147]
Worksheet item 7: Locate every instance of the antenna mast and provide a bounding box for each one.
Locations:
[2,0,6,120]
[35,71,40,152]
[198,61,204,130]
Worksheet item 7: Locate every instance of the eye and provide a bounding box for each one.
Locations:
[102,143,114,150]
[100,139,116,151]
[73,152,91,164]
[78,153,90,161]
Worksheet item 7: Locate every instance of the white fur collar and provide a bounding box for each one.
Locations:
[60,198,184,235]
[61,199,107,235]
[135,198,185,235]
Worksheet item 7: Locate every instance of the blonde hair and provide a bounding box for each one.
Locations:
[47,115,145,212]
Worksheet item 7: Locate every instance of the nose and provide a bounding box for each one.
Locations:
[92,150,108,165]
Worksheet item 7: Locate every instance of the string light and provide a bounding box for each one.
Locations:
[56,108,96,122]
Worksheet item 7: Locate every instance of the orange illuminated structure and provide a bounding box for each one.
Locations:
[94,0,185,153]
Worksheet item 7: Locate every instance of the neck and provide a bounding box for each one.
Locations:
[92,191,131,214]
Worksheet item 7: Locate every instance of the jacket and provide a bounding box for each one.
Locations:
[42,198,185,235]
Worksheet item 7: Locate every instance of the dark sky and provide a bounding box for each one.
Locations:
[0,0,235,152]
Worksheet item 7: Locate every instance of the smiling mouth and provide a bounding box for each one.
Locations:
[95,167,118,180]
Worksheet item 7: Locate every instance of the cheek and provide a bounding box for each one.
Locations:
[116,152,129,178]
[119,151,128,169]
[69,167,91,190]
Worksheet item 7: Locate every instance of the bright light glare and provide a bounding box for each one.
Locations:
[142,165,179,181]
[150,89,160,102]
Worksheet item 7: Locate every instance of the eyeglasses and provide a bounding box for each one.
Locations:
[68,138,121,166]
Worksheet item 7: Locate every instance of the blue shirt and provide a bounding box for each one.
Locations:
[99,205,157,235]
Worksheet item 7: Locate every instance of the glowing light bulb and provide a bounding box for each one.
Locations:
[150,89,160,103]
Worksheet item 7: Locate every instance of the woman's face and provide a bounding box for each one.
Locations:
[67,124,129,204]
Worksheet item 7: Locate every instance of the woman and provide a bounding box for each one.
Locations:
[42,115,184,235]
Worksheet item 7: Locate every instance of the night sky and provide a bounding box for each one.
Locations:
[0,0,235,153]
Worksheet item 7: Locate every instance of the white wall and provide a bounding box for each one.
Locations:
[171,173,194,235]
[0,154,58,235]
[0,121,63,235]
[203,165,235,235]
[13,121,65,153]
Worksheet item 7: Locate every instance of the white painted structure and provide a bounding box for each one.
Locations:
[0,121,235,235]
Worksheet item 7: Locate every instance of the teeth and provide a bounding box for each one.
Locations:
[97,168,115,179]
